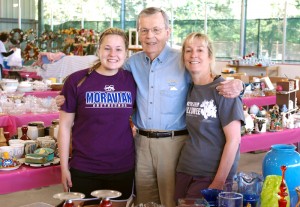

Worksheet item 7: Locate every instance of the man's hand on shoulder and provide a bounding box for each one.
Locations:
[55,94,66,108]
[216,79,244,98]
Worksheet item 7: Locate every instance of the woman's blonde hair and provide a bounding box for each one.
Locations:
[181,32,215,73]
[77,28,128,87]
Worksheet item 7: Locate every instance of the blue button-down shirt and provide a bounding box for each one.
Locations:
[124,45,191,130]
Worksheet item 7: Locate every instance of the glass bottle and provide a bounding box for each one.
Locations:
[20,125,31,140]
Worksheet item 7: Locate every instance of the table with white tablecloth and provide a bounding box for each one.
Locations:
[38,55,98,80]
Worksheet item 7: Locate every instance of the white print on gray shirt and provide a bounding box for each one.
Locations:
[186,100,217,119]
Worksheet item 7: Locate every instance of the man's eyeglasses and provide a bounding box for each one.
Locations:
[138,27,165,35]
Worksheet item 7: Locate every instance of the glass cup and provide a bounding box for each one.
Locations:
[218,192,243,207]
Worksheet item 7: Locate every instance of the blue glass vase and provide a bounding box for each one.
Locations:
[262,144,300,207]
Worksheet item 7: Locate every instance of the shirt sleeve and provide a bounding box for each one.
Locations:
[1,50,14,57]
[60,75,77,113]
[218,96,245,127]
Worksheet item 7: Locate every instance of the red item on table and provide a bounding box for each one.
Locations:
[20,126,31,140]
[63,200,75,207]
[99,198,112,207]
[278,165,288,207]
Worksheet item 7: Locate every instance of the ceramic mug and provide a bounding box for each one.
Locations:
[40,139,56,150]
[0,146,15,157]
[11,143,25,159]
[24,141,37,155]
[37,137,55,148]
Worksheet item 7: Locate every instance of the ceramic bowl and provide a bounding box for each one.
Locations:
[17,82,33,92]
[0,79,19,93]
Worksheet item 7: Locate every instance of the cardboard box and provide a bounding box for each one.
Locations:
[222,73,249,83]
[277,81,295,91]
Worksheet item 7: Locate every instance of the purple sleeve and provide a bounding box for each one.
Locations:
[60,76,77,113]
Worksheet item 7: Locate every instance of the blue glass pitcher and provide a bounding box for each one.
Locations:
[234,172,264,207]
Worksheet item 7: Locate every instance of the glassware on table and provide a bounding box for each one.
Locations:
[91,190,121,207]
[135,202,165,207]
[218,192,243,207]
[201,188,223,207]
[53,191,86,207]
[177,198,209,207]
[278,166,288,207]
[229,172,264,207]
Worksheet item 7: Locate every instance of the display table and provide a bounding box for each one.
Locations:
[24,91,60,98]
[240,127,300,153]
[0,165,61,194]
[242,95,276,108]
[1,127,300,195]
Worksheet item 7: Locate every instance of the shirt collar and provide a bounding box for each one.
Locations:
[143,44,171,64]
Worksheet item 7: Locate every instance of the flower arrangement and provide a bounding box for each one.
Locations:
[9,28,24,45]
[75,29,99,44]
[58,28,78,35]
[23,43,40,62]
[39,31,58,43]
[23,29,38,44]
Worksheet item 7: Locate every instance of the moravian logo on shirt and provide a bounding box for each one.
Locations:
[85,85,132,108]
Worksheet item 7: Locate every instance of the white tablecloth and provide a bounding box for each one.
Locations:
[38,55,98,79]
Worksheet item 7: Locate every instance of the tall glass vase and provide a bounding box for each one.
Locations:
[262,144,300,207]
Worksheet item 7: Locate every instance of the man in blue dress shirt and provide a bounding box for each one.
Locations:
[124,7,243,207]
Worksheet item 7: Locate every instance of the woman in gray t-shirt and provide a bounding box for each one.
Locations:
[175,32,245,201]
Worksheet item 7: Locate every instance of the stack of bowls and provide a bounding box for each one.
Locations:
[0,79,19,93]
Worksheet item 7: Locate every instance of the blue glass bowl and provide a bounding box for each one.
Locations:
[201,188,223,207]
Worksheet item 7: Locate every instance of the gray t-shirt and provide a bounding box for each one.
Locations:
[177,76,244,179]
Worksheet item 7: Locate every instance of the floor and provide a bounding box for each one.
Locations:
[0,152,266,207]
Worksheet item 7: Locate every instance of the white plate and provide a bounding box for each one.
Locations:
[91,190,122,199]
[24,157,60,167]
[0,164,21,171]
[53,192,85,200]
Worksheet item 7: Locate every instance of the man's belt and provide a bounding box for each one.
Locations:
[138,129,189,138]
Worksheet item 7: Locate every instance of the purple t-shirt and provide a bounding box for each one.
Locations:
[61,68,136,174]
